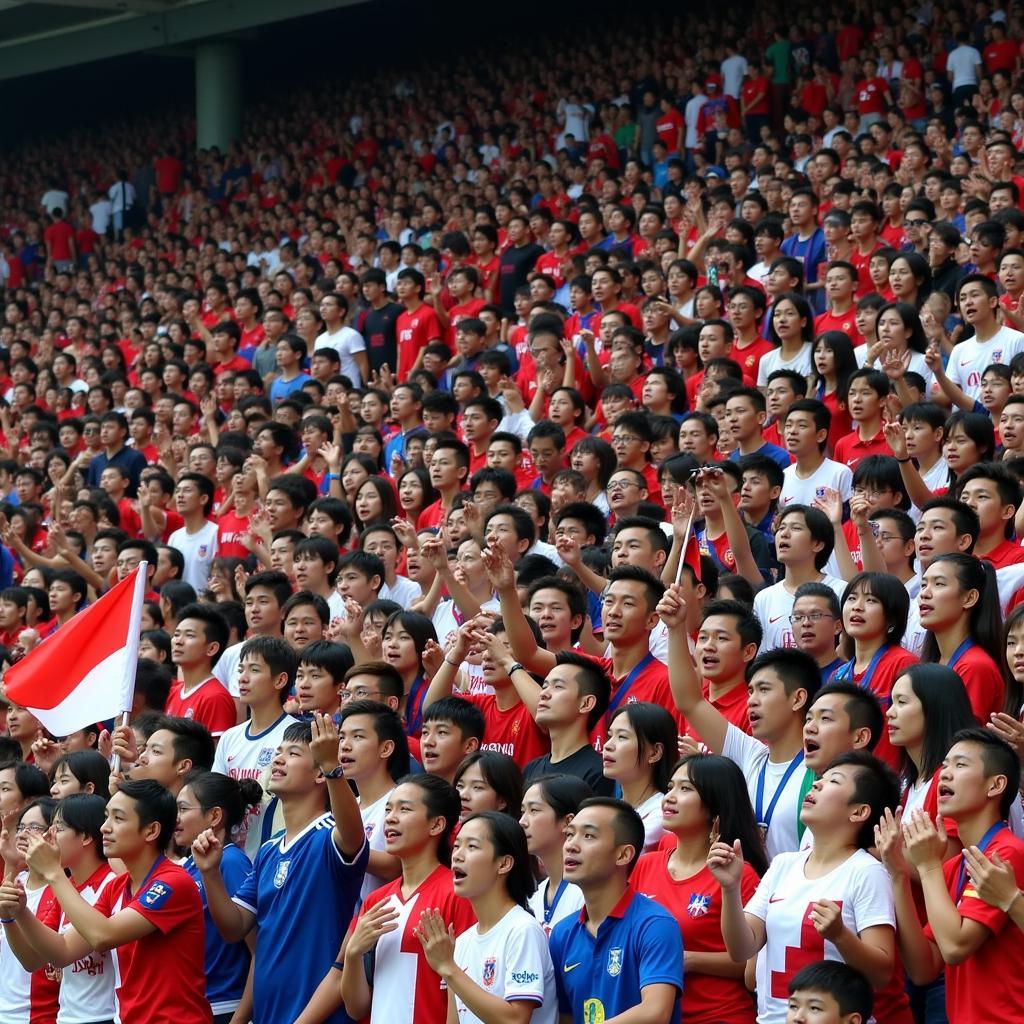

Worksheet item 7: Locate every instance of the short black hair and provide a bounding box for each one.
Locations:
[553,651,612,732]
[115,778,179,848]
[174,603,229,667]
[575,796,646,872]
[951,726,1021,819]
[788,962,873,1021]
[811,682,884,751]
[422,696,486,742]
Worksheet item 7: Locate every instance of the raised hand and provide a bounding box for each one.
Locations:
[191,828,224,873]
[25,832,62,882]
[0,878,26,920]
[309,712,341,773]
[421,638,446,680]
[875,807,908,879]
[347,899,401,956]
[110,724,140,766]
[481,537,515,592]
[901,809,948,872]
[390,516,419,551]
[318,442,343,472]
[810,899,845,940]
[882,418,909,461]
[963,845,1022,912]
[656,582,688,629]
[707,838,745,890]
[881,346,910,381]
[812,486,843,526]
[986,712,1024,760]
[413,908,457,974]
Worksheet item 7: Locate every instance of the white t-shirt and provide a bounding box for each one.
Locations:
[359,787,395,902]
[527,877,585,938]
[0,875,46,1023]
[168,519,219,592]
[89,198,112,235]
[315,326,367,387]
[902,598,925,655]
[946,326,1024,400]
[452,905,557,1024]
[723,724,812,859]
[745,848,896,1024]
[212,712,300,858]
[379,576,422,609]
[758,344,813,387]
[721,54,749,98]
[909,457,951,521]
[636,791,665,851]
[213,639,243,697]
[946,45,983,88]
[57,868,117,1024]
[753,575,846,650]
[780,459,853,508]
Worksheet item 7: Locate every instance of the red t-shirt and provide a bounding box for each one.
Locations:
[732,337,776,382]
[855,76,888,114]
[832,427,892,469]
[850,242,884,297]
[44,221,75,262]
[953,645,1006,723]
[631,854,759,1024]
[589,654,681,751]
[984,39,1018,73]
[742,76,770,116]
[466,692,550,769]
[93,859,211,1024]
[981,538,1024,569]
[444,298,487,347]
[164,677,237,737]
[217,509,252,559]
[923,829,1024,1024]
[396,304,442,382]
[814,308,863,345]
[357,867,475,1023]
[831,645,918,770]
[682,679,753,743]
[655,108,685,150]
[417,497,452,531]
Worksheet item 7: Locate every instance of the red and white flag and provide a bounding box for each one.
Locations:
[4,564,146,735]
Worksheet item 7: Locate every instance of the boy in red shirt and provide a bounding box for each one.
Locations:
[395,268,442,382]
[833,370,893,469]
[880,728,1024,1024]
[166,603,237,737]
[849,202,885,297]
[10,778,211,1024]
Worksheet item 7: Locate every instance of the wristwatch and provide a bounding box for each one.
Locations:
[320,764,346,779]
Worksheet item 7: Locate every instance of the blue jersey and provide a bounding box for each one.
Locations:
[233,813,369,1024]
[549,886,683,1024]
[184,843,252,1015]
[728,440,792,471]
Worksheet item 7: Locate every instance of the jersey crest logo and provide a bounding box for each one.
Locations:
[257,747,274,769]
[198,545,209,558]
[274,859,291,888]
[995,350,1004,363]
[606,947,622,977]
[141,880,173,909]
[483,957,496,988]
[687,893,711,917]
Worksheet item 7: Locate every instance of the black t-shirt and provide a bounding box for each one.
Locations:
[362,301,404,373]
[524,743,615,796]
[499,243,544,312]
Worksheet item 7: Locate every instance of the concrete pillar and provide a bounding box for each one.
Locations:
[195,42,242,151]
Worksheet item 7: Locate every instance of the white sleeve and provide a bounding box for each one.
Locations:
[849,856,896,933]
[837,465,853,503]
[945,347,966,389]
[722,722,769,772]
[501,922,551,1004]
[757,354,773,388]
[498,410,535,441]
[348,328,366,354]
[212,736,229,774]
[752,588,767,630]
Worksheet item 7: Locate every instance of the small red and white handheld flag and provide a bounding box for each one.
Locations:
[4,563,146,735]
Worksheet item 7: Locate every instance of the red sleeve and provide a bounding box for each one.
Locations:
[128,869,201,935]
[196,683,239,736]
[957,836,1024,935]
[446,891,477,935]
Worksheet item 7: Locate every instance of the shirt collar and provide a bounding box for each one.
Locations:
[577,883,636,925]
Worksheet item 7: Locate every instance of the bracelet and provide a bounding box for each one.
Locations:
[895,456,913,463]
[444,656,460,666]
[326,473,340,481]
[508,662,525,676]
[1004,890,1023,914]
[0,917,14,924]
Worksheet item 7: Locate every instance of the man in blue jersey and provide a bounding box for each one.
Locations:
[191,713,369,1024]
[549,797,683,1024]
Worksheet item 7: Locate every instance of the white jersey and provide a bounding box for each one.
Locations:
[452,905,557,1024]
[753,575,846,650]
[636,791,665,851]
[757,344,813,387]
[909,458,951,522]
[315,326,367,387]
[168,520,219,592]
[723,724,812,859]
[745,848,896,1024]
[945,326,1024,400]
[57,867,117,1024]
[379,576,422,609]
[213,639,242,697]
[780,459,853,509]
[527,877,585,938]
[432,598,499,694]
[359,788,394,903]
[902,597,926,655]
[212,713,300,858]
[0,876,48,1023]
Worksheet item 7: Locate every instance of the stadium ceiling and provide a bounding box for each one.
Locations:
[0,0,365,80]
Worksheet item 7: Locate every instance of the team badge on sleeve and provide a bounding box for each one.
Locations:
[141,880,173,909]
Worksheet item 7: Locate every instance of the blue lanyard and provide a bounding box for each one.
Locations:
[128,855,166,900]
[406,673,426,736]
[542,879,569,927]
[840,645,889,700]
[608,654,655,715]
[948,638,976,671]
[755,751,806,830]
[957,821,1006,901]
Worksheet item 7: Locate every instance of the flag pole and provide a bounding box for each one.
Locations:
[109,562,148,775]
[674,505,697,586]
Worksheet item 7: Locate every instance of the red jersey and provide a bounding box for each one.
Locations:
[923,829,1024,1024]
[814,308,863,345]
[589,653,681,751]
[731,337,776,382]
[821,390,853,455]
[466,692,550,768]
[217,509,252,559]
[683,679,752,743]
[850,242,884,297]
[44,221,75,262]
[833,427,892,469]
[980,538,1024,569]
[358,866,475,1024]
[395,304,442,382]
[855,76,888,114]
[655,108,685,151]
[93,859,211,1024]
[444,298,486,347]
[164,677,237,737]
[535,250,572,291]
[417,497,453,530]
[631,854,759,1024]
[953,645,1005,723]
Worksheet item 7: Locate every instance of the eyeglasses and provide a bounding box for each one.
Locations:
[905,218,928,226]
[607,479,639,492]
[15,823,48,835]
[789,612,835,624]
[341,688,381,702]
[611,435,641,446]
[852,487,889,501]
